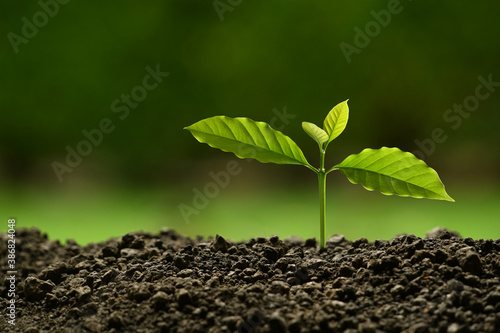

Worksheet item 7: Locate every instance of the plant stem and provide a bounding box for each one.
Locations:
[318,149,327,249]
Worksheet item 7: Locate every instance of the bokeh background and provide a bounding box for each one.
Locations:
[1,1,499,244]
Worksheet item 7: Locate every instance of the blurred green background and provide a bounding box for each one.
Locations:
[1,1,499,244]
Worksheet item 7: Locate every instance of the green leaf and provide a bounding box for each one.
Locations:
[302,121,329,148]
[323,99,349,147]
[334,147,455,201]
[185,116,311,166]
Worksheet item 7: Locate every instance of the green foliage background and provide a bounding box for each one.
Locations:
[1,1,499,243]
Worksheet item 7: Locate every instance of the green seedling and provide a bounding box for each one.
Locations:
[185,100,454,249]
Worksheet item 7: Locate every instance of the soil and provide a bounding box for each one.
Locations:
[1,227,500,333]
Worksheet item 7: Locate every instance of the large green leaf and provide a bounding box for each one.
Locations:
[323,99,349,147]
[185,116,311,166]
[334,147,455,201]
[302,121,329,148]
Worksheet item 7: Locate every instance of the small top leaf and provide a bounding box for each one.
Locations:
[302,121,329,148]
[323,99,349,148]
[335,147,455,202]
[185,116,312,167]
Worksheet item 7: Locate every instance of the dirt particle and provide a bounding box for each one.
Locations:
[352,237,368,248]
[352,256,364,268]
[339,264,354,277]
[304,238,317,247]
[407,322,430,333]
[128,238,144,251]
[390,284,405,297]
[288,320,301,333]
[40,262,71,284]
[381,255,400,269]
[232,259,249,270]
[358,320,379,333]
[83,318,102,332]
[24,277,55,301]
[210,234,230,253]
[107,312,125,329]
[221,316,242,330]
[207,276,220,288]
[45,292,59,307]
[327,234,345,246]
[174,254,189,269]
[285,236,303,246]
[270,235,280,244]
[120,248,142,258]
[128,283,151,302]
[262,246,279,262]
[101,268,119,284]
[426,227,461,239]
[303,281,322,293]
[269,312,287,333]
[412,250,435,263]
[456,247,483,275]
[270,280,290,295]
[24,328,39,333]
[485,289,500,305]
[256,237,266,244]
[178,268,194,277]
[75,285,92,302]
[119,233,136,248]
[151,291,170,309]
[177,288,192,307]
[447,322,468,333]
[101,244,119,258]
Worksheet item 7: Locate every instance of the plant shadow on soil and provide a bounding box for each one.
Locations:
[1,227,500,332]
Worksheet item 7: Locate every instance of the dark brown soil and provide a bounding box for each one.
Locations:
[1,227,500,333]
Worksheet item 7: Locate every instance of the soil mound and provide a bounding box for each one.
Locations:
[1,227,500,332]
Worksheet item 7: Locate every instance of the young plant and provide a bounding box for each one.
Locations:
[185,100,454,249]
